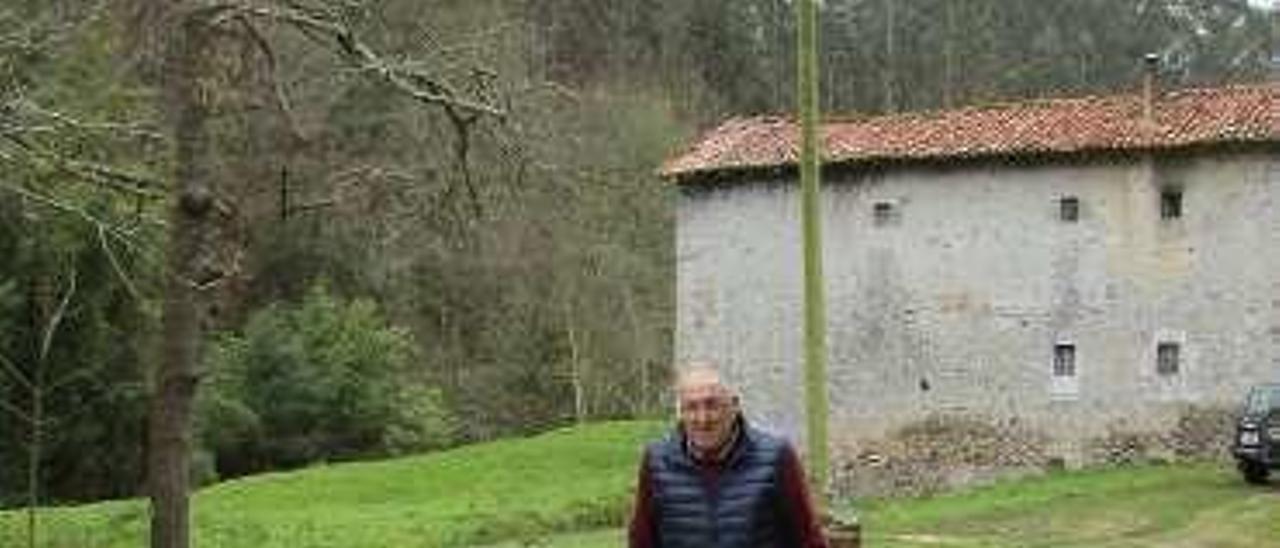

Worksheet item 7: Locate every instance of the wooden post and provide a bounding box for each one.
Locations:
[795,0,830,516]
[826,519,862,548]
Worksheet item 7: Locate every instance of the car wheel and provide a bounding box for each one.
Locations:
[1241,462,1270,485]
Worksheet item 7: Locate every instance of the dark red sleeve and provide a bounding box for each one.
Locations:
[779,444,830,548]
[628,449,657,548]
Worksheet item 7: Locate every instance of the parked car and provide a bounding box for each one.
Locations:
[1232,383,1280,484]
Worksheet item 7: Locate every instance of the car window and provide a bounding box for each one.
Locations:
[1245,386,1280,415]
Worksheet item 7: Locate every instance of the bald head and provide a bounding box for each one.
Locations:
[674,362,740,454]
[675,363,735,399]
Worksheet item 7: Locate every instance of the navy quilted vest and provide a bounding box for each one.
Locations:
[647,422,791,547]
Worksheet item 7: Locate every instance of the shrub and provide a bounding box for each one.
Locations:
[199,284,453,477]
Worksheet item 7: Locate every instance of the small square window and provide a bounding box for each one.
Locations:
[1053,343,1076,377]
[1160,188,1182,219]
[873,201,897,226]
[1157,342,1180,375]
[1059,196,1080,222]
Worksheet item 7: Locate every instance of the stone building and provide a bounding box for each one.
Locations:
[662,83,1280,495]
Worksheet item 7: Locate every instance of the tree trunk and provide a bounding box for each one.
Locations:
[26,387,40,548]
[26,273,50,548]
[623,291,648,415]
[149,5,216,548]
[24,267,75,548]
[565,301,586,424]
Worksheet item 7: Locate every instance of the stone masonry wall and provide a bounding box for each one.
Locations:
[830,404,1235,497]
[677,151,1280,496]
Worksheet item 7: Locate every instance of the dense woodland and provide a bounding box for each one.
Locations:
[0,0,1275,508]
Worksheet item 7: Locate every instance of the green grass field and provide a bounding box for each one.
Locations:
[0,421,665,548]
[503,463,1280,548]
[4,421,1280,547]
[859,462,1280,547]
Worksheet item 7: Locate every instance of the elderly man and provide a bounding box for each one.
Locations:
[628,364,829,548]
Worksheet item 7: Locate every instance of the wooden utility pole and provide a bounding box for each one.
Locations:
[1271,1,1279,79]
[795,0,829,514]
[883,0,897,113]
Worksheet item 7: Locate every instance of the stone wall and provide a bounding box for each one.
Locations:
[677,151,1280,496]
[832,413,1045,497]
[829,404,1235,498]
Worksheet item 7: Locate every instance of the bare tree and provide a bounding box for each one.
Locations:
[141,2,505,546]
[0,269,77,548]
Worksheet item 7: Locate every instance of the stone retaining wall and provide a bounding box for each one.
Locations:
[831,405,1235,498]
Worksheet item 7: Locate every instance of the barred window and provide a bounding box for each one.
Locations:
[1053,343,1076,377]
[1160,188,1182,220]
[1059,196,1079,222]
[1157,342,1180,376]
[873,201,897,226]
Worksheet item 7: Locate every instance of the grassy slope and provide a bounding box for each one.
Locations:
[0,420,665,548]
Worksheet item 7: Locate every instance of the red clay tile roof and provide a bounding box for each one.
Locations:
[661,83,1279,181]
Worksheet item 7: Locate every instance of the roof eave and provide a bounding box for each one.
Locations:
[666,138,1280,187]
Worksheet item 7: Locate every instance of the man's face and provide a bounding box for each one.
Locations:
[677,376,738,453]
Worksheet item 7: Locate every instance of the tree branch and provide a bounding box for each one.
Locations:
[0,353,32,392]
[0,397,34,425]
[445,107,483,217]
[1,133,167,198]
[39,267,77,364]
[48,367,98,393]
[11,98,164,142]
[210,2,506,118]
[237,15,306,144]
[0,180,160,259]
[98,225,144,301]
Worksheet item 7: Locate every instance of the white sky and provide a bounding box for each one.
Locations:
[1248,0,1276,11]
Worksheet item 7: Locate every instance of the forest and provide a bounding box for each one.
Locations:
[1,0,1274,514]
